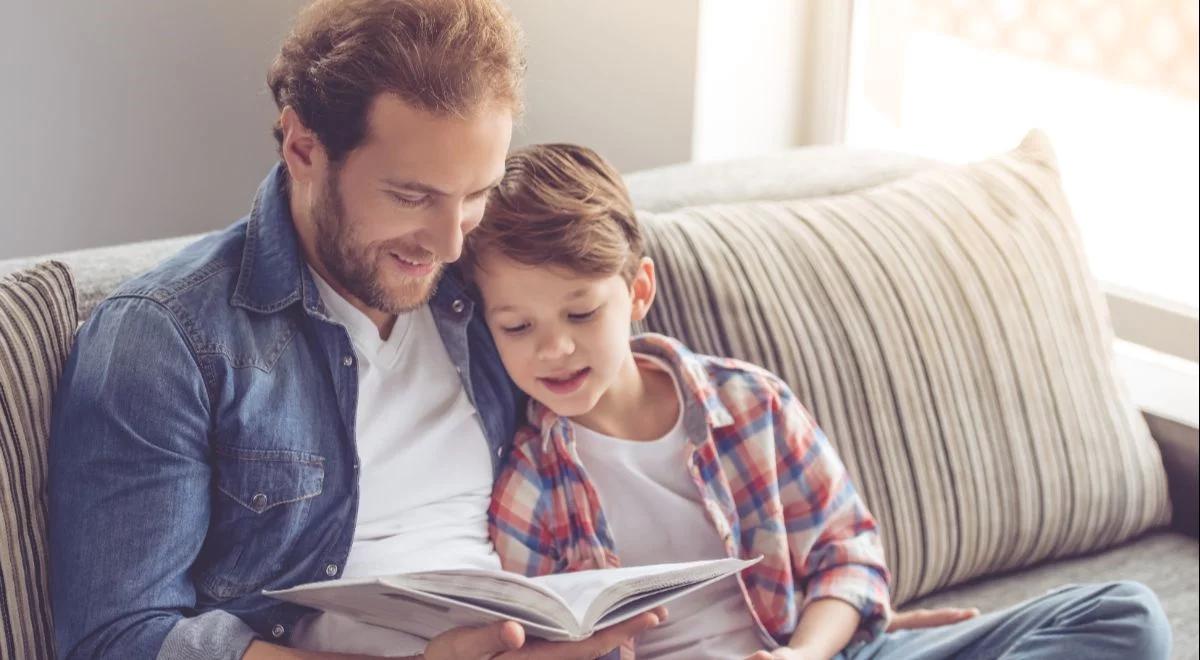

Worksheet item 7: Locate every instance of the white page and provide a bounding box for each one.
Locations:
[530,557,756,623]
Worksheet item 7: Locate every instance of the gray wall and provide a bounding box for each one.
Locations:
[0,1,305,259]
[507,0,699,173]
[0,1,700,260]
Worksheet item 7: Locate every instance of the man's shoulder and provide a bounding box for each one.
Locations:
[101,219,249,317]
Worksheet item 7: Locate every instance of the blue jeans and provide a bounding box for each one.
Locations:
[839,581,1171,659]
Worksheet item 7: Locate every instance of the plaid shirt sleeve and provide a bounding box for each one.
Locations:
[489,427,561,577]
[771,381,893,641]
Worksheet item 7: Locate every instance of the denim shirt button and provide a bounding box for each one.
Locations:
[250,493,268,511]
[325,563,338,577]
[271,624,285,638]
[451,299,466,314]
[342,355,354,367]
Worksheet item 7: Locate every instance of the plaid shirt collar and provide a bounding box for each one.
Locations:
[526,333,736,450]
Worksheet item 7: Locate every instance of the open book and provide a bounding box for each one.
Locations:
[265,556,760,642]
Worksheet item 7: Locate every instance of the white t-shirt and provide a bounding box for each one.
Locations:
[572,358,770,659]
[290,270,500,656]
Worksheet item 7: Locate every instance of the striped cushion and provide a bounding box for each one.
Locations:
[1,261,76,660]
[637,131,1172,605]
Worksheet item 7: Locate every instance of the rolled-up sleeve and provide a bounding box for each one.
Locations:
[773,385,892,641]
[49,296,257,659]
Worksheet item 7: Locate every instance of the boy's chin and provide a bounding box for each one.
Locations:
[536,394,599,421]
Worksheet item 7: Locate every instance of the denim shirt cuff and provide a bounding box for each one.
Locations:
[155,610,259,660]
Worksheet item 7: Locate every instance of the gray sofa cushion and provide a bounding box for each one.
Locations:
[626,145,934,212]
[636,131,1173,606]
[0,234,205,322]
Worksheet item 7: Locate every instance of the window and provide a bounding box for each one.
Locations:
[845,0,1199,309]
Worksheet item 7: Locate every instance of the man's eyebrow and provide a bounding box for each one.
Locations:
[380,178,447,196]
[380,176,503,197]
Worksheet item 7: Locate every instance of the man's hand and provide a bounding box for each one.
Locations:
[423,607,667,660]
[887,606,980,631]
[744,646,822,660]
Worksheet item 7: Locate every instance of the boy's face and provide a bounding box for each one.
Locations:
[475,252,655,419]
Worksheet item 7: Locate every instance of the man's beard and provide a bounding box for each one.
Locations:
[312,169,442,314]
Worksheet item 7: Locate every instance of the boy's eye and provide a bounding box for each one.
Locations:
[500,322,530,334]
[568,307,599,322]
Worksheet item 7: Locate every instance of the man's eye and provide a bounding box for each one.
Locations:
[568,308,599,322]
[390,192,426,207]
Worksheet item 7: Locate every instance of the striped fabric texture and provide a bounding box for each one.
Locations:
[1,261,76,660]
[635,131,1172,606]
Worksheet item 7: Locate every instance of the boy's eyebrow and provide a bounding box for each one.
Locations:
[380,176,503,197]
[486,288,592,315]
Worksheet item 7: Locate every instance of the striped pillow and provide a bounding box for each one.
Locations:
[637,131,1172,605]
[1,261,76,660]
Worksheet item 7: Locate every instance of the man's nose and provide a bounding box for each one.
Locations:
[425,202,467,262]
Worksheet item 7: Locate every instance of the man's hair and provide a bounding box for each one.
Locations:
[267,0,524,163]
[462,143,644,284]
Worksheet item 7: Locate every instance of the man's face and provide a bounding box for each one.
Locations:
[310,95,511,314]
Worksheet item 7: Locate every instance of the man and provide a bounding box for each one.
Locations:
[48,1,661,658]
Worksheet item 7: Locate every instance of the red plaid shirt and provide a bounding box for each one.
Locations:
[489,334,892,646]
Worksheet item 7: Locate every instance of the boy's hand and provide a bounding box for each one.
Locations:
[887,606,980,631]
[422,607,667,660]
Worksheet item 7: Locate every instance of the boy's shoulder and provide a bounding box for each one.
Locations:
[631,333,795,408]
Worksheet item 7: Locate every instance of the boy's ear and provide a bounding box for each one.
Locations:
[278,106,328,186]
[629,257,657,322]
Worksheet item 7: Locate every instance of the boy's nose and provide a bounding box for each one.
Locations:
[535,333,574,361]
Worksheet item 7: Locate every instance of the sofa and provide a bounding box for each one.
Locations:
[2,132,1197,659]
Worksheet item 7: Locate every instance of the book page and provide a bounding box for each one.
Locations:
[528,557,759,627]
[393,569,577,630]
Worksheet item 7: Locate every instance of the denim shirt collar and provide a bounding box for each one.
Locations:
[228,162,475,320]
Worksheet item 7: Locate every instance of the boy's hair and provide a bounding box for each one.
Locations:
[267,0,525,163]
[463,143,644,284]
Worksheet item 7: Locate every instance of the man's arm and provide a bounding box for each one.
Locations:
[49,296,257,659]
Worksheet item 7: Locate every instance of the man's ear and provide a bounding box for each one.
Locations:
[278,106,327,185]
[629,257,657,322]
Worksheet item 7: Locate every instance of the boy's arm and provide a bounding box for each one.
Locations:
[771,384,892,645]
[488,430,562,576]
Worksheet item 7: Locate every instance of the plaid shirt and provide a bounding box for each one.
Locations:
[489,334,892,646]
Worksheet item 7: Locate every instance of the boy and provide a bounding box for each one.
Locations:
[466,144,1170,659]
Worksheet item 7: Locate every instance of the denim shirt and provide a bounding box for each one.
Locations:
[47,163,520,660]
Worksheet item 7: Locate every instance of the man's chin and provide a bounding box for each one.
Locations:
[377,269,441,313]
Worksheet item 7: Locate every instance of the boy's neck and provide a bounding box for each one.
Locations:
[570,354,680,441]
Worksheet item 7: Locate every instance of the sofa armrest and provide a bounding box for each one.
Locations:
[1144,411,1199,537]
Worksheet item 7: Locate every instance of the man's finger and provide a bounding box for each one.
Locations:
[447,620,526,658]
[504,607,667,660]
[588,607,666,650]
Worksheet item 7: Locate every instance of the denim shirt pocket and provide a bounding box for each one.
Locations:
[197,445,325,601]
